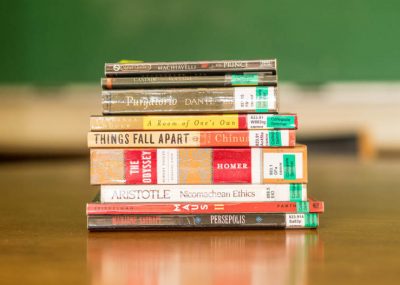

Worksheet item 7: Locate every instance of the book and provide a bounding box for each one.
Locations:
[87,213,318,231]
[90,113,297,131]
[105,59,277,77]
[87,130,295,148]
[100,184,308,203]
[102,73,277,89]
[90,146,307,185]
[102,86,278,114]
[86,200,324,215]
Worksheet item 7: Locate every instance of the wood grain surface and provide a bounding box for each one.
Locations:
[0,155,399,285]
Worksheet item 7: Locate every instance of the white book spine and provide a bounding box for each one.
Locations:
[100,184,307,203]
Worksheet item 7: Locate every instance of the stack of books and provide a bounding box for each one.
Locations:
[86,59,324,231]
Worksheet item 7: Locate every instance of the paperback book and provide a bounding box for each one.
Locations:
[102,86,278,114]
[87,213,319,231]
[102,73,277,89]
[87,130,295,148]
[87,200,324,215]
[90,113,297,131]
[105,59,277,76]
[90,146,307,185]
[99,184,308,203]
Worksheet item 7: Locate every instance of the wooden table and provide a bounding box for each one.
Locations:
[1,155,399,285]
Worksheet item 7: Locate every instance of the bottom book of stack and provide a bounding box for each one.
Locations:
[87,184,324,231]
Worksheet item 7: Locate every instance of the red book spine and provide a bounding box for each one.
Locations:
[87,200,324,215]
[238,114,248,129]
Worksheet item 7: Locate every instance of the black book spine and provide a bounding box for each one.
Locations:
[87,213,319,231]
[105,59,277,76]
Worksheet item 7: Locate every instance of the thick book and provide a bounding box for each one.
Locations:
[87,213,318,231]
[101,73,277,89]
[86,200,324,215]
[91,146,307,185]
[105,59,277,77]
[90,113,297,131]
[87,130,295,148]
[100,184,308,203]
[102,86,278,114]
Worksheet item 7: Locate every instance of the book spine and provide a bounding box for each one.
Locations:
[105,59,276,76]
[90,146,307,185]
[90,114,297,131]
[99,184,308,203]
[101,74,277,89]
[86,200,324,215]
[87,213,318,231]
[101,86,278,114]
[87,130,295,148]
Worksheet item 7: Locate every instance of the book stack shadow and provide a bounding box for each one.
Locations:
[86,59,324,231]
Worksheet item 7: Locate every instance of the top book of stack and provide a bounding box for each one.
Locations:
[105,59,276,76]
[101,59,278,115]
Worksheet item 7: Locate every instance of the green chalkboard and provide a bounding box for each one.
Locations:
[1,0,399,85]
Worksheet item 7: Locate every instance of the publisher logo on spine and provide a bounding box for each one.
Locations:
[212,149,252,183]
[125,150,157,184]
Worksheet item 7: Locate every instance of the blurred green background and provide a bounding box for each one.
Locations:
[2,0,400,85]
